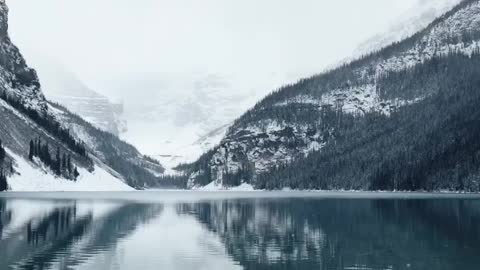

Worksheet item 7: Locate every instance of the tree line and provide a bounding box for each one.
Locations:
[0,91,89,160]
[29,138,79,180]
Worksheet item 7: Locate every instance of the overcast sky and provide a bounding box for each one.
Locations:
[6,0,422,97]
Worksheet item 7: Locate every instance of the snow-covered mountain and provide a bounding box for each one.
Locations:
[118,72,288,171]
[183,0,480,190]
[355,0,462,56]
[0,1,46,113]
[27,56,127,136]
[149,0,464,174]
[0,0,163,191]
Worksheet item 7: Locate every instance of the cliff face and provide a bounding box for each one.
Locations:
[0,0,163,190]
[0,0,46,113]
[24,56,127,136]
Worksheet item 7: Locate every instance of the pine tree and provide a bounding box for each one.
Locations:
[56,147,61,176]
[44,143,51,166]
[62,153,67,172]
[29,140,34,161]
[0,170,7,192]
[73,166,80,180]
[67,155,72,175]
[35,138,40,157]
[0,139,6,163]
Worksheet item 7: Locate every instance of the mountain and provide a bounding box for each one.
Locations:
[355,0,462,57]
[116,73,286,171]
[0,0,164,191]
[28,56,127,136]
[183,0,480,191]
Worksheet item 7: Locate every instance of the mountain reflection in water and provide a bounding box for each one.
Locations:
[0,193,479,270]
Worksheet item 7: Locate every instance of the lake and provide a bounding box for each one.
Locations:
[0,191,479,270]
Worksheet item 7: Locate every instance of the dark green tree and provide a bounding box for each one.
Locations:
[0,139,5,163]
[29,140,34,161]
[0,170,7,191]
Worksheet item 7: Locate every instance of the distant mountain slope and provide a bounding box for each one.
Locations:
[49,102,164,188]
[117,73,285,171]
[0,0,163,191]
[256,53,480,191]
[355,0,462,57]
[30,57,127,136]
[184,0,480,191]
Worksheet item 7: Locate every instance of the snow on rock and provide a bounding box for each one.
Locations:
[187,1,480,189]
[195,181,255,191]
[230,183,255,191]
[187,120,331,188]
[275,2,480,117]
[0,0,47,113]
[119,73,287,170]
[355,0,462,57]
[6,149,133,192]
[276,85,423,116]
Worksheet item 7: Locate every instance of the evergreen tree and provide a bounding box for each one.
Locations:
[0,139,5,163]
[27,138,79,180]
[55,147,61,176]
[29,140,34,161]
[35,138,40,157]
[67,155,72,174]
[0,170,7,192]
[73,166,80,180]
[62,153,67,172]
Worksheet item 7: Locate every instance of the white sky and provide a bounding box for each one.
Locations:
[7,0,419,97]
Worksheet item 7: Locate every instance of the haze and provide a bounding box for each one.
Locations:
[8,0,418,92]
[6,0,444,164]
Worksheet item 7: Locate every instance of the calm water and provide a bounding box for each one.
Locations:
[0,191,479,270]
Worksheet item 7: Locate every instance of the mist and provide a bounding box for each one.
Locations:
[7,0,419,96]
[6,0,450,162]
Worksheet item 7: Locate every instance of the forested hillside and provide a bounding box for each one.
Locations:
[48,102,165,188]
[0,0,164,191]
[183,0,480,191]
[257,53,480,191]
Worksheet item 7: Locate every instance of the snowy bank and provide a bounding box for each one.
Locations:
[6,149,133,192]
[195,182,256,191]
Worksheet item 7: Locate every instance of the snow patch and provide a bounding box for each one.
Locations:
[6,149,133,192]
[195,181,255,191]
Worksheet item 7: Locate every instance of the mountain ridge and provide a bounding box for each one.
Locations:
[0,1,165,191]
[182,0,480,191]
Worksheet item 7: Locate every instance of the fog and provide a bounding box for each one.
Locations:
[6,0,450,162]
[7,0,419,97]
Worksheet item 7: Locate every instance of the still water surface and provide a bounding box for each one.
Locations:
[0,191,479,270]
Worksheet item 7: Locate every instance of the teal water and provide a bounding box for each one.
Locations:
[0,191,479,270]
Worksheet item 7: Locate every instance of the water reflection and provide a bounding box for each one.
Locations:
[0,198,162,270]
[177,199,480,270]
[0,195,479,270]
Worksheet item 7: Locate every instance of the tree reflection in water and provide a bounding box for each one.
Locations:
[177,198,480,270]
[0,196,479,270]
[0,198,163,270]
